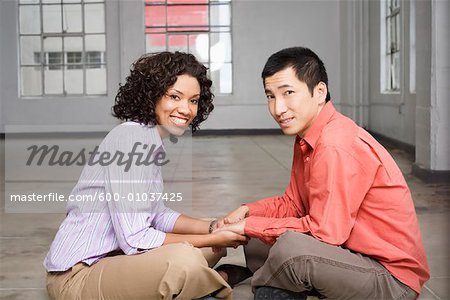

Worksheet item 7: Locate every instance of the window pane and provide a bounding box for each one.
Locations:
[43,37,63,70]
[168,35,188,52]
[48,52,63,70]
[63,0,81,3]
[64,69,83,94]
[146,34,167,52]
[42,0,61,3]
[390,17,396,51]
[168,0,208,3]
[43,4,62,33]
[146,5,166,27]
[386,17,391,53]
[20,36,41,65]
[167,5,208,28]
[67,52,82,68]
[20,0,40,3]
[21,67,42,96]
[392,53,400,90]
[210,62,231,93]
[85,34,106,52]
[64,36,83,69]
[211,4,230,27]
[189,34,208,62]
[86,68,106,94]
[86,51,102,67]
[64,36,83,52]
[85,4,105,33]
[19,5,41,34]
[85,34,105,69]
[43,37,62,52]
[63,4,82,32]
[44,69,63,94]
[210,32,231,63]
[396,14,400,50]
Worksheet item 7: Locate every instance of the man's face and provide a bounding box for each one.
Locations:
[264,67,327,137]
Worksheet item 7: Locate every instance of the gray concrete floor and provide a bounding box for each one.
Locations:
[0,135,449,299]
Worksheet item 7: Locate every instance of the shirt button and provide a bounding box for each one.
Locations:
[305,156,310,162]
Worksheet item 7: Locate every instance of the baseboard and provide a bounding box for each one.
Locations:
[367,131,415,156]
[412,163,450,184]
[193,129,283,136]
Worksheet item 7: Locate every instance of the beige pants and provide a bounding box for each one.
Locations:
[47,243,232,300]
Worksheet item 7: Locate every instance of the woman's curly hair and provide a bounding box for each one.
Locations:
[112,51,214,132]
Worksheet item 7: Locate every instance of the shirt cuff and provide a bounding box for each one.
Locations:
[245,216,278,245]
[244,202,266,217]
[244,216,268,237]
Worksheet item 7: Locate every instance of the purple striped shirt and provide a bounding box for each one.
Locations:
[44,122,181,272]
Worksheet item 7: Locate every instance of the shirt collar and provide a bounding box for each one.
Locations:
[300,101,336,149]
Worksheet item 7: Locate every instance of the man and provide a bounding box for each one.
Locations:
[215,47,429,299]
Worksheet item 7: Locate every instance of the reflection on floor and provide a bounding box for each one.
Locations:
[1,135,449,299]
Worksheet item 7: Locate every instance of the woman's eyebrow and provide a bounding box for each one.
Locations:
[169,89,200,98]
[168,89,184,95]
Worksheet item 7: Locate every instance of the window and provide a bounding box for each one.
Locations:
[381,0,401,92]
[18,0,107,96]
[86,51,104,68]
[145,0,232,94]
[48,52,63,70]
[67,52,83,70]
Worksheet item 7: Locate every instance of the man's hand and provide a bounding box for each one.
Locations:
[214,219,246,236]
[218,206,249,227]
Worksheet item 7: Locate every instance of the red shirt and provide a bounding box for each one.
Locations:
[244,102,429,294]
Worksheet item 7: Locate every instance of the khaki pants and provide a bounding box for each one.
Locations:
[47,243,232,300]
[245,231,418,300]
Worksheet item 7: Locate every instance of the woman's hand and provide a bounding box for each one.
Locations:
[214,219,246,236]
[210,229,249,248]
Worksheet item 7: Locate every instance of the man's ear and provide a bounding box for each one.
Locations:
[315,82,327,104]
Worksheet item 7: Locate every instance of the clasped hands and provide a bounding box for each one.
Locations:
[211,206,250,252]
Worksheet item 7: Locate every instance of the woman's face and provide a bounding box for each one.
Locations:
[155,74,200,138]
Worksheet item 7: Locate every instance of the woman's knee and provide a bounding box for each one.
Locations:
[162,243,208,269]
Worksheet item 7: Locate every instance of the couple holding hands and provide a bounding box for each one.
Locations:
[44,48,429,300]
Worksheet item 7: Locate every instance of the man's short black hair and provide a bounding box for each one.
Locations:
[262,47,331,101]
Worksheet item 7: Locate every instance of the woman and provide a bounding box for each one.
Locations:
[44,52,247,300]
